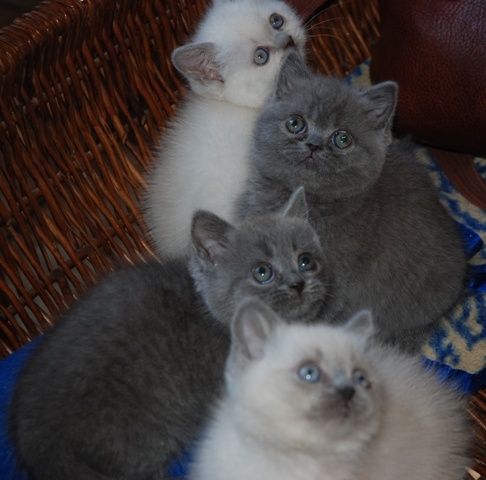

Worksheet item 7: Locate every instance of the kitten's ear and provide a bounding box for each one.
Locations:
[281,186,308,220]
[362,81,398,129]
[232,297,281,360]
[191,210,234,264]
[275,51,311,100]
[344,310,375,339]
[171,42,224,84]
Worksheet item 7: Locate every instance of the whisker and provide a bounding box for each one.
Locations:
[304,33,348,46]
[303,0,351,28]
[306,16,346,31]
[304,10,327,28]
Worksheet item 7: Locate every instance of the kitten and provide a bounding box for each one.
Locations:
[236,51,466,352]
[10,189,330,480]
[144,0,306,259]
[190,297,472,480]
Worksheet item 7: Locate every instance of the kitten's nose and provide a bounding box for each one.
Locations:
[285,36,296,49]
[307,143,321,153]
[276,33,295,50]
[337,386,355,401]
[289,278,305,295]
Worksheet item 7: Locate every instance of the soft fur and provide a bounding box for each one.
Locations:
[10,190,330,480]
[190,298,472,480]
[236,51,466,351]
[190,187,330,327]
[144,0,306,259]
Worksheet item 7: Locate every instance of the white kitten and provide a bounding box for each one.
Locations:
[144,0,306,259]
[190,298,472,480]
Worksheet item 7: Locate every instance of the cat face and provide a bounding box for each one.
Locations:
[228,300,383,449]
[171,0,306,108]
[253,51,397,198]
[190,188,331,325]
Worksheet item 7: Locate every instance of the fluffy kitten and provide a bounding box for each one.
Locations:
[236,51,466,351]
[10,189,330,480]
[190,297,472,480]
[144,0,306,259]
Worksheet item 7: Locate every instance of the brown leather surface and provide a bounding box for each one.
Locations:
[370,0,486,156]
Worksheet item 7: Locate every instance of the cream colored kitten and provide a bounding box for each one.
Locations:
[190,298,472,480]
[144,0,306,259]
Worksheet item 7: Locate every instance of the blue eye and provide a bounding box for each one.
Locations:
[298,364,321,383]
[285,115,306,134]
[252,263,274,284]
[331,130,353,149]
[254,47,269,66]
[353,369,370,389]
[298,253,317,272]
[270,13,284,30]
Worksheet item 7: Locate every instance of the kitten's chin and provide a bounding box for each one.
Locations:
[300,154,320,169]
[311,397,373,432]
[286,298,326,323]
[322,413,363,440]
[331,403,355,422]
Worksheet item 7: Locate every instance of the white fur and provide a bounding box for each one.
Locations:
[144,0,306,258]
[363,350,472,480]
[190,307,472,480]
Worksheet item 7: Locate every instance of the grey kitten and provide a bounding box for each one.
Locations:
[236,51,466,351]
[10,189,330,480]
[189,297,472,480]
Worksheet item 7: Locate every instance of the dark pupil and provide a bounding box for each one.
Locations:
[339,134,349,144]
[289,119,299,130]
[303,368,313,378]
[301,256,310,267]
[270,13,284,29]
[256,266,267,277]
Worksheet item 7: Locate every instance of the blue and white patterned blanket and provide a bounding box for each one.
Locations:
[349,62,486,394]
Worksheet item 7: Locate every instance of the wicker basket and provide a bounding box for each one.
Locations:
[0,0,484,476]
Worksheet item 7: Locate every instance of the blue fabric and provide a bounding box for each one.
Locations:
[0,341,39,480]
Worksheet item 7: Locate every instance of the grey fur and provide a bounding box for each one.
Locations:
[10,191,330,480]
[190,187,329,326]
[236,51,466,351]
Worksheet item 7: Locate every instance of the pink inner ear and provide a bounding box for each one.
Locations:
[201,62,224,83]
[175,43,225,84]
[243,324,266,360]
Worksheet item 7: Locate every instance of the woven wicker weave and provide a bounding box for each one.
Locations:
[0,0,484,476]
